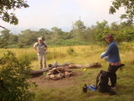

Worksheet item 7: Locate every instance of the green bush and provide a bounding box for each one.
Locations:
[67,48,75,55]
[0,50,35,101]
[47,39,89,46]
[18,43,24,48]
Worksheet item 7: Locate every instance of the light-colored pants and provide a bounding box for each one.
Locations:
[37,54,46,69]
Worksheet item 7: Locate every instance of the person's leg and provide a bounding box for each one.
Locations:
[108,64,119,87]
[38,55,42,69]
[42,54,46,68]
[108,71,117,87]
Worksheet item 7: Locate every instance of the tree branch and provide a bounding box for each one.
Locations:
[0,25,7,30]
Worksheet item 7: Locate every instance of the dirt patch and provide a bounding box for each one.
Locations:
[30,70,82,90]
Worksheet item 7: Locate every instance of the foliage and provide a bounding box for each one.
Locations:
[93,20,110,44]
[18,43,24,48]
[109,0,134,25]
[0,51,35,101]
[119,27,134,42]
[72,19,86,40]
[0,29,11,48]
[110,22,120,31]
[73,19,86,29]
[0,0,29,29]
[9,34,18,44]
[47,39,89,46]
[51,27,64,41]
[1,19,134,48]
[18,29,37,46]
[67,47,75,55]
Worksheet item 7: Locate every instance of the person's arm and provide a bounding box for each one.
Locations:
[100,44,113,58]
[34,47,39,53]
[33,43,39,53]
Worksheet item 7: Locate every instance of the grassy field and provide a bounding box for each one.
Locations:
[0,43,134,101]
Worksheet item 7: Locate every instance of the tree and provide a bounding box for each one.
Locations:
[72,19,86,40]
[109,0,134,25]
[72,19,86,29]
[18,29,37,46]
[84,26,96,43]
[94,20,110,43]
[0,29,11,48]
[38,28,51,40]
[110,22,119,31]
[51,27,63,40]
[9,34,18,45]
[0,0,29,29]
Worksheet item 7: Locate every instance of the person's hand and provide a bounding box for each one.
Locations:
[45,50,48,52]
[44,48,47,51]
[37,50,40,53]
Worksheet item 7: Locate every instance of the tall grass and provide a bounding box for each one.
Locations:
[0,43,134,101]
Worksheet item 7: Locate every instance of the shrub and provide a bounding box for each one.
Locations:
[18,43,24,48]
[67,48,75,55]
[0,50,35,101]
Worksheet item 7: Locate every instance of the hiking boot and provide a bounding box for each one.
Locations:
[111,87,116,92]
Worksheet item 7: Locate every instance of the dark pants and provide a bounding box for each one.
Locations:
[107,64,120,87]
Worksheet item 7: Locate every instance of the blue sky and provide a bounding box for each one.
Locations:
[0,0,125,33]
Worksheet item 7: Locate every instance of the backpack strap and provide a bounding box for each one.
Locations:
[36,42,47,48]
[42,42,47,48]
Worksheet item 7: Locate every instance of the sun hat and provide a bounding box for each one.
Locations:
[38,37,42,40]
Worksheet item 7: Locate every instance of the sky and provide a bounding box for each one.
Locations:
[0,0,125,34]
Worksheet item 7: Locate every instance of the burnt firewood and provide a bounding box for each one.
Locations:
[30,62,72,77]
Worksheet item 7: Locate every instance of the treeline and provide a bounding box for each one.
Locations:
[1,19,134,48]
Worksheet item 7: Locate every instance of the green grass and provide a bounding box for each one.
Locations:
[0,43,134,101]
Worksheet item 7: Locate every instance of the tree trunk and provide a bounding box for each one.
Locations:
[30,62,72,77]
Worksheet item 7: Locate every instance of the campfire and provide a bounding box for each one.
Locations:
[45,66,73,80]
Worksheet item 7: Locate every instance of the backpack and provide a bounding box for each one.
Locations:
[36,42,47,48]
[96,70,116,95]
[96,70,110,92]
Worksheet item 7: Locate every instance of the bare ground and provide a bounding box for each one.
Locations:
[30,70,83,90]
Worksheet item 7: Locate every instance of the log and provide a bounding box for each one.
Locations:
[30,62,72,77]
[30,67,53,77]
[29,62,102,77]
[68,62,102,69]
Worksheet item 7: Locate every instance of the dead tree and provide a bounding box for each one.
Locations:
[30,62,72,77]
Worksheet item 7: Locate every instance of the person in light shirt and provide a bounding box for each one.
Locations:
[33,37,47,69]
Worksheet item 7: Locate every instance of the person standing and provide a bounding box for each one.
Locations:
[33,37,47,69]
[100,34,124,91]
